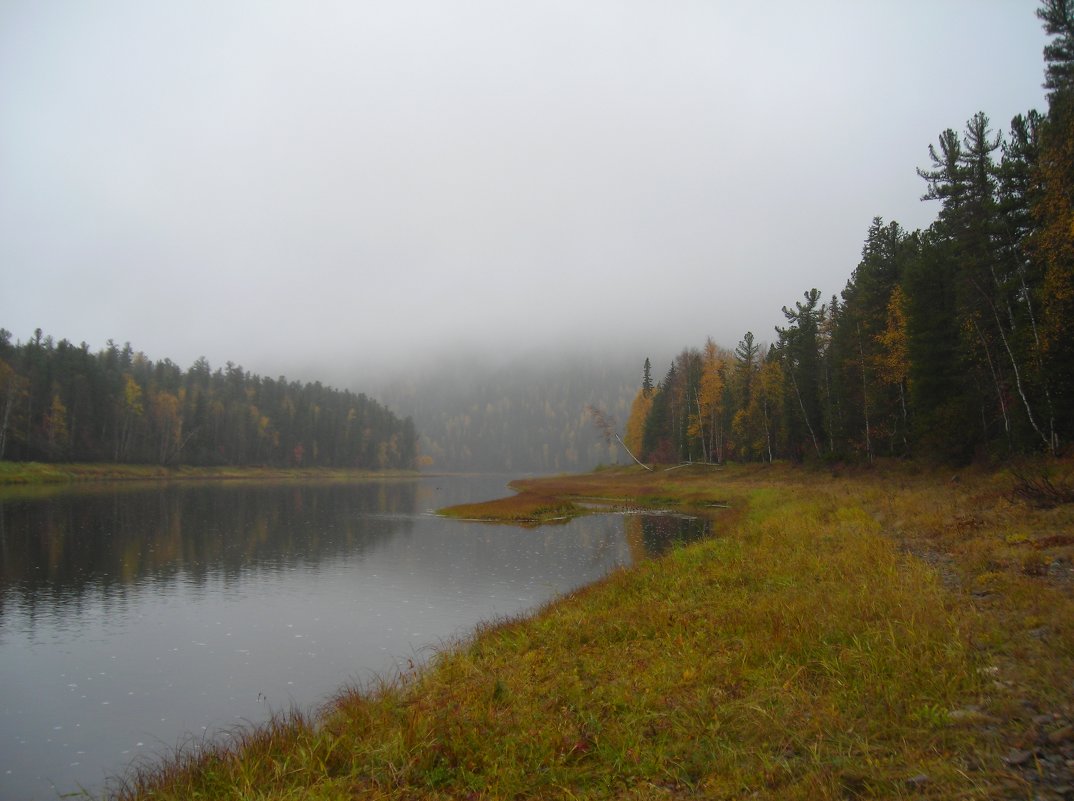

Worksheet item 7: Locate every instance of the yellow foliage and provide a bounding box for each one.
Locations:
[698,338,726,422]
[122,374,144,416]
[875,285,909,387]
[623,388,652,457]
[692,338,729,458]
[44,394,69,452]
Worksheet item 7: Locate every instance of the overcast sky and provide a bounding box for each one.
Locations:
[0,1,1050,385]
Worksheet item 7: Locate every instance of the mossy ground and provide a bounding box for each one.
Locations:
[106,460,1074,800]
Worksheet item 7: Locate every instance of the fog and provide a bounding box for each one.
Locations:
[0,1,1048,388]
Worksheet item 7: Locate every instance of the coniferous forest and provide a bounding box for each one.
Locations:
[0,330,416,469]
[625,2,1074,466]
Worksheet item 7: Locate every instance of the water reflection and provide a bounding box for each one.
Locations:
[624,513,709,560]
[0,481,418,620]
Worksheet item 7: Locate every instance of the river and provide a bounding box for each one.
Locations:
[0,475,705,799]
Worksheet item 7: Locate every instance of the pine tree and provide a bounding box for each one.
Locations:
[903,230,976,461]
[642,358,653,397]
[731,332,759,459]
[835,218,913,457]
[776,290,826,460]
[642,364,675,464]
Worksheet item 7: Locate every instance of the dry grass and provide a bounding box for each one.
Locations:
[106,459,1074,800]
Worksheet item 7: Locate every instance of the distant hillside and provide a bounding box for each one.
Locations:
[376,352,644,473]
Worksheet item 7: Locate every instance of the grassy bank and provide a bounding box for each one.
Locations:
[0,461,416,486]
[110,461,1074,800]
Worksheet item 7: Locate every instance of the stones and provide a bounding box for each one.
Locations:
[948,706,1001,726]
[1007,748,1037,766]
[1049,726,1074,745]
[1003,720,1074,800]
[905,773,930,790]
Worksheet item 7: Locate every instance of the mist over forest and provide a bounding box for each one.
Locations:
[1,2,1069,472]
[0,328,661,472]
[373,349,652,473]
[1,3,1046,396]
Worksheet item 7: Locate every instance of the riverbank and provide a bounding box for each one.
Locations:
[0,461,417,486]
[112,461,1074,800]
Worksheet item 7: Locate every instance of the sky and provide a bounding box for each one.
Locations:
[0,1,1051,386]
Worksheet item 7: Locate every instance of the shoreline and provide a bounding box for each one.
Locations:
[0,461,420,486]
[104,459,1074,799]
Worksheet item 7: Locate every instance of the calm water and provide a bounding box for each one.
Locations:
[0,476,706,800]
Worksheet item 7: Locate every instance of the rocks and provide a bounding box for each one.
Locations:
[1003,715,1074,799]
[1007,748,1036,766]
[949,706,1001,725]
[905,773,930,790]
[1049,726,1074,745]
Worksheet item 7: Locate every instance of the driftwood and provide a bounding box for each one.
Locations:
[615,433,653,471]
[586,404,654,471]
[662,461,721,472]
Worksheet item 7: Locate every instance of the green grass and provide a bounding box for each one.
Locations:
[104,460,1060,800]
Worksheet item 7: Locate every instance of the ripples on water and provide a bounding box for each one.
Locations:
[0,476,706,799]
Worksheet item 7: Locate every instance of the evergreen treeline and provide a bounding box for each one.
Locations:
[0,329,416,469]
[627,1,1074,465]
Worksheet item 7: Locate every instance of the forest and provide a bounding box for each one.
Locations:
[625,1,1074,466]
[0,330,416,469]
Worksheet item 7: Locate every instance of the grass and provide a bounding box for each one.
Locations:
[0,460,417,486]
[101,460,1074,800]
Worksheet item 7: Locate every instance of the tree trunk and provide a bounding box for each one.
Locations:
[694,390,708,463]
[789,368,821,458]
[0,389,14,460]
[858,324,873,464]
[976,280,1053,454]
[898,381,910,456]
[970,317,1010,447]
[762,393,773,463]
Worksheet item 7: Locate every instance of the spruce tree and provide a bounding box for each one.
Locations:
[776,290,826,460]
